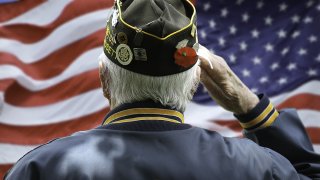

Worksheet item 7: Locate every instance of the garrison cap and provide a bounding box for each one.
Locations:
[103,0,198,76]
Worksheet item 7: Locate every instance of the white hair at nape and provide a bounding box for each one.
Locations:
[99,53,200,111]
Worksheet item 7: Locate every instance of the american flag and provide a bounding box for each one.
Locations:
[0,0,319,178]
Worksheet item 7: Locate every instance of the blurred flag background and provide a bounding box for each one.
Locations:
[0,0,319,178]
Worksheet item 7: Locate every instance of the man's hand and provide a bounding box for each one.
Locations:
[197,45,259,115]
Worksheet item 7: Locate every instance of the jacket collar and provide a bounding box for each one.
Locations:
[102,100,184,126]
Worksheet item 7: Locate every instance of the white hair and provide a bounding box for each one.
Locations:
[99,53,200,111]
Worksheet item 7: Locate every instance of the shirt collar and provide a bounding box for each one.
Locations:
[102,100,184,126]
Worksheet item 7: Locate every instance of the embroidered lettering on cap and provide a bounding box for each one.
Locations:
[116,44,133,65]
[133,48,148,61]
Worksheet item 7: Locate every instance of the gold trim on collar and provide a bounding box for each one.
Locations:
[109,117,181,125]
[104,108,184,125]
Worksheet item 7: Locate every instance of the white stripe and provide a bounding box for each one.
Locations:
[0,144,38,164]
[0,48,101,91]
[297,110,320,128]
[0,0,72,26]
[0,9,111,63]
[314,144,320,154]
[0,89,108,125]
[185,80,320,121]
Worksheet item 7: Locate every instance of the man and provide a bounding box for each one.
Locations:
[5,0,320,179]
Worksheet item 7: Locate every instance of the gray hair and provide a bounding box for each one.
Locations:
[99,53,200,111]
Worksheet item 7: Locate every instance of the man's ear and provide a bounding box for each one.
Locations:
[99,61,111,100]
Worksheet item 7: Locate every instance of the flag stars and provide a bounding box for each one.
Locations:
[287,63,297,71]
[251,29,260,38]
[203,2,211,11]
[236,0,245,5]
[250,88,258,93]
[304,16,313,24]
[259,76,269,84]
[252,56,262,65]
[257,1,264,9]
[200,30,207,39]
[264,43,274,52]
[221,8,229,17]
[264,16,273,25]
[242,13,250,22]
[271,62,279,70]
[209,19,216,29]
[298,48,307,56]
[308,35,317,43]
[229,54,237,63]
[291,31,300,39]
[291,15,300,23]
[239,41,248,51]
[281,47,290,56]
[229,25,237,34]
[218,37,226,46]
[278,77,288,85]
[317,4,320,11]
[277,29,287,38]
[316,54,320,62]
[279,3,288,11]
[306,0,314,8]
[242,69,251,77]
[307,69,317,76]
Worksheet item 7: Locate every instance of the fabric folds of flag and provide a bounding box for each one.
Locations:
[0,0,319,178]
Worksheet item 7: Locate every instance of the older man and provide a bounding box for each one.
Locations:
[5,0,320,179]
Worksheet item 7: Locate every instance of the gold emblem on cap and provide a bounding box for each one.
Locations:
[117,32,128,44]
[116,44,133,65]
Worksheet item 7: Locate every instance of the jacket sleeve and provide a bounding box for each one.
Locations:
[235,94,320,179]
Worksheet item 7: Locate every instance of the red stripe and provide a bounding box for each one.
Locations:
[0,29,104,80]
[3,69,100,106]
[0,0,44,23]
[0,0,112,43]
[214,120,320,144]
[0,108,109,145]
[0,164,12,179]
[277,93,320,111]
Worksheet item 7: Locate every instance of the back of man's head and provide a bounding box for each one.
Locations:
[100,0,199,111]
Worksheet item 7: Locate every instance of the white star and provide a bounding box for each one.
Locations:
[236,0,245,5]
[278,77,288,85]
[242,13,250,22]
[221,8,229,17]
[291,31,300,39]
[277,29,287,38]
[203,2,211,11]
[264,43,274,52]
[270,62,279,70]
[316,54,320,62]
[251,29,260,38]
[257,1,264,9]
[308,35,317,43]
[209,19,216,29]
[252,56,261,65]
[229,54,237,63]
[259,76,269,84]
[200,30,207,39]
[251,88,258,93]
[291,15,300,23]
[279,3,288,11]
[298,48,307,55]
[287,63,297,71]
[306,0,314,8]
[218,37,226,46]
[281,47,290,56]
[304,16,313,24]
[307,69,317,76]
[265,16,273,25]
[229,25,237,34]
[239,41,248,51]
[242,69,251,77]
[202,86,208,93]
[317,4,320,11]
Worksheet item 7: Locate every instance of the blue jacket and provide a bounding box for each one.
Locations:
[5,95,320,179]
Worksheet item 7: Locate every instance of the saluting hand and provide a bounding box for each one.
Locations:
[197,45,259,115]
